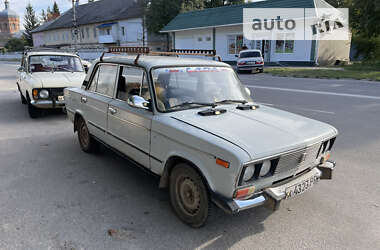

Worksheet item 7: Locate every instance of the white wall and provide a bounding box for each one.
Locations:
[173,25,312,62]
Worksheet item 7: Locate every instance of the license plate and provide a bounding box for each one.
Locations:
[285,174,320,199]
[58,96,65,101]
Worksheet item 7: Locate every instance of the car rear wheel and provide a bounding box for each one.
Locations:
[77,117,99,153]
[169,163,211,228]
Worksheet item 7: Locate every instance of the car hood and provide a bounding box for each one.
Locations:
[170,105,337,160]
[30,72,86,88]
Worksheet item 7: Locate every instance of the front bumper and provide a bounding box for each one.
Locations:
[237,65,264,71]
[30,99,65,109]
[213,161,335,214]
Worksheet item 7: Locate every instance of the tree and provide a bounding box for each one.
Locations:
[181,0,204,12]
[23,3,39,47]
[41,9,47,22]
[53,1,60,16]
[145,0,182,34]
[5,38,25,51]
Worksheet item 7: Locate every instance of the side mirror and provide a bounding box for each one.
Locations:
[245,87,251,96]
[128,95,150,110]
[235,55,239,58]
[18,66,24,72]
[83,65,89,74]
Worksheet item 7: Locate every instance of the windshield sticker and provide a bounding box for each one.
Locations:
[164,67,229,73]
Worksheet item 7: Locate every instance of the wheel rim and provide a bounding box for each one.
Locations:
[176,176,201,216]
[79,122,90,148]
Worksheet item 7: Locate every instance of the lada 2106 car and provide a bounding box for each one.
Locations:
[64,48,337,228]
[17,48,88,118]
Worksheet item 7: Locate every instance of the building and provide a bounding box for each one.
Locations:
[32,0,165,51]
[0,0,19,34]
[161,0,351,65]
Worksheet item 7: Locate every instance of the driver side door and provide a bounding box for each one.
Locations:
[107,65,153,169]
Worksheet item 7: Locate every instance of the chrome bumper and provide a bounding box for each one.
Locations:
[214,161,335,214]
[30,99,65,108]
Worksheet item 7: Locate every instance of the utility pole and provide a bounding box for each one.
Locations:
[72,0,79,51]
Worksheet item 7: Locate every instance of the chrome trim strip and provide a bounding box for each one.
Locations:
[233,195,266,212]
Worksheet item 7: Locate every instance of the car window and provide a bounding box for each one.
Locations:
[96,64,118,97]
[116,66,150,102]
[28,55,84,72]
[88,66,100,92]
[240,51,261,58]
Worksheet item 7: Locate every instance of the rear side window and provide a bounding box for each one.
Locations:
[95,64,118,96]
[240,51,261,58]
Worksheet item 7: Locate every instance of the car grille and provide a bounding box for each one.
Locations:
[275,143,321,175]
[50,88,64,101]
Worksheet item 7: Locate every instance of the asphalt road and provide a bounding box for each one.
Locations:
[0,61,379,250]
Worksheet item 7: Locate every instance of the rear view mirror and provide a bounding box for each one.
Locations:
[128,95,150,110]
[83,65,89,73]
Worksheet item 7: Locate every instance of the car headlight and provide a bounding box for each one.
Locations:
[243,165,255,182]
[259,160,271,177]
[39,89,49,99]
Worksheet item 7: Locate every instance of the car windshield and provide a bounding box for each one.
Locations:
[29,55,84,73]
[152,67,253,112]
[240,51,261,58]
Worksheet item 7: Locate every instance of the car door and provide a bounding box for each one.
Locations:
[81,63,118,142]
[107,65,153,168]
[18,56,27,96]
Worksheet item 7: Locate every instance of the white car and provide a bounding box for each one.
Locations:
[17,50,88,118]
[236,49,264,73]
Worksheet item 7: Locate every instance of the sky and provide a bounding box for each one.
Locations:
[3,0,74,28]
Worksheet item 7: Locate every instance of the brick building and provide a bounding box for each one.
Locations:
[0,0,20,34]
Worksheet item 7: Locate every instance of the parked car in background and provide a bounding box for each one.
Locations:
[236,49,264,73]
[17,49,88,118]
[64,52,337,228]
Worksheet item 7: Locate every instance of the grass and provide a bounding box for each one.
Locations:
[265,62,380,81]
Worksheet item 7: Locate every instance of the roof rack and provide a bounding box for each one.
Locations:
[23,46,77,56]
[99,46,222,64]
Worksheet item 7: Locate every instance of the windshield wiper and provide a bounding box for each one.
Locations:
[215,99,248,104]
[170,101,218,109]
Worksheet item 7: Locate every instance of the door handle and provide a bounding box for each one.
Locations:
[81,97,87,103]
[109,107,117,115]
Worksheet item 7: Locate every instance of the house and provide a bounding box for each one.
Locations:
[32,0,165,51]
[161,0,351,65]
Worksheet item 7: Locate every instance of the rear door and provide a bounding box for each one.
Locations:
[81,63,118,142]
[107,65,153,168]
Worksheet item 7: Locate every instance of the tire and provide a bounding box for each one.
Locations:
[77,117,99,153]
[26,95,41,119]
[20,91,27,104]
[237,69,242,74]
[169,163,211,228]
[259,68,264,73]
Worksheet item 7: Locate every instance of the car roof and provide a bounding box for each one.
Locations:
[26,51,79,57]
[98,55,231,69]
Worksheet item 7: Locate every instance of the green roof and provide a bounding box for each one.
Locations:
[161,0,316,32]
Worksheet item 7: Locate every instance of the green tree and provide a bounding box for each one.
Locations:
[5,38,25,51]
[181,0,204,12]
[23,3,39,47]
[350,0,380,38]
[41,9,47,22]
[146,0,182,34]
[53,1,60,15]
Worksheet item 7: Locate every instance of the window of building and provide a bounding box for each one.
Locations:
[121,27,125,36]
[86,27,90,39]
[206,36,211,41]
[197,37,203,42]
[81,29,84,39]
[227,34,244,55]
[93,27,97,38]
[275,34,295,53]
[106,28,110,35]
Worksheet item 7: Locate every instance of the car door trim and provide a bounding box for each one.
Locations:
[88,120,106,133]
[107,130,163,164]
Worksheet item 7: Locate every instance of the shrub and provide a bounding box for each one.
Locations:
[4,38,25,52]
[352,35,380,61]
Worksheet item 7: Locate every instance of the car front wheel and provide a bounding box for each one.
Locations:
[27,95,41,119]
[169,163,211,228]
